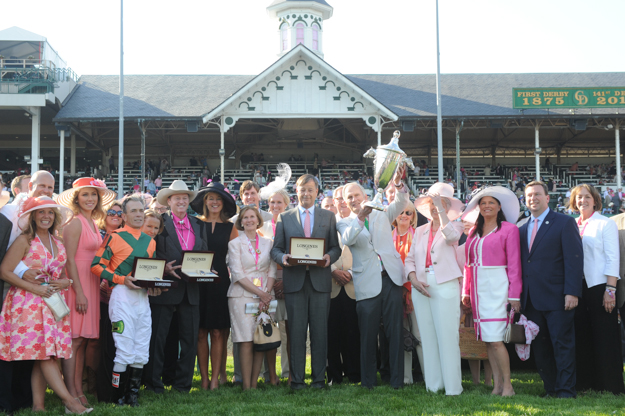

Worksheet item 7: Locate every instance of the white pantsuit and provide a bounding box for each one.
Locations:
[405,221,463,395]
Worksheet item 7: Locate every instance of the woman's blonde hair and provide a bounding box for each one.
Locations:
[97,200,123,231]
[23,207,62,243]
[269,189,290,206]
[392,203,418,229]
[568,184,602,212]
[69,187,105,222]
[144,209,165,235]
[234,206,263,231]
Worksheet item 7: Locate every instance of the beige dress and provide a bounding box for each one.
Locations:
[227,234,277,343]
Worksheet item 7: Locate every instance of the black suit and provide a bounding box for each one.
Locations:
[143,213,207,393]
[519,209,583,398]
[0,213,34,413]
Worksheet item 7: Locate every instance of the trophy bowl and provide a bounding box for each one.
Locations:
[363,130,411,211]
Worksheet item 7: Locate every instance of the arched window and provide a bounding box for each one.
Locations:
[280,23,288,51]
[296,23,304,45]
[312,24,319,50]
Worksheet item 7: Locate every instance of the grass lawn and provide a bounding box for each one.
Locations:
[19,357,625,415]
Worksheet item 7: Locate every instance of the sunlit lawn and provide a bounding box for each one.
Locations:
[18,357,625,415]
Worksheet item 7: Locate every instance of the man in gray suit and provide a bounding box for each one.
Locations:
[337,170,408,389]
[271,174,341,390]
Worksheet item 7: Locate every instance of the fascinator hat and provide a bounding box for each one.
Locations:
[260,163,292,200]
[18,196,74,231]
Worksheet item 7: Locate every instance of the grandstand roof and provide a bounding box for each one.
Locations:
[54,71,625,122]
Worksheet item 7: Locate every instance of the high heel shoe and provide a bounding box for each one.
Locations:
[76,395,90,406]
[65,406,93,414]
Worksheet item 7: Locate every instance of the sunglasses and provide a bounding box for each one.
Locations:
[107,210,122,217]
[399,210,414,216]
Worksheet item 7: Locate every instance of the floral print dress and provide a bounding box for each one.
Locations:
[0,234,72,360]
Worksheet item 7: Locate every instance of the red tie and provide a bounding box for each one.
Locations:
[304,209,311,238]
[529,218,538,250]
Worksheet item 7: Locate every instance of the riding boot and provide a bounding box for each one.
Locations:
[112,371,129,405]
[126,367,143,407]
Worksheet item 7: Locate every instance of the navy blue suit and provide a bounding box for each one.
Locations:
[519,209,583,398]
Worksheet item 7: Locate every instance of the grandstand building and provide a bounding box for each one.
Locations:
[1,0,624,196]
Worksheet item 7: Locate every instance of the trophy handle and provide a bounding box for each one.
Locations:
[363,188,386,211]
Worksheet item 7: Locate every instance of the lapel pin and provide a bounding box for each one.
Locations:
[545,221,549,224]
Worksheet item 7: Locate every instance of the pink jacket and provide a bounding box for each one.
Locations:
[462,221,522,301]
[405,221,463,285]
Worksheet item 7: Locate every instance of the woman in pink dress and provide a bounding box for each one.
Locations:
[461,186,522,397]
[0,196,92,413]
[57,177,116,405]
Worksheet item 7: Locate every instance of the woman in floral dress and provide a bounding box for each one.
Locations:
[0,196,92,413]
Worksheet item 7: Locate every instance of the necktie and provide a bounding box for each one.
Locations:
[304,209,311,238]
[529,218,538,250]
[364,218,369,231]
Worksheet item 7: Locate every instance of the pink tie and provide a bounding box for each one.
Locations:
[304,209,311,238]
[529,218,538,250]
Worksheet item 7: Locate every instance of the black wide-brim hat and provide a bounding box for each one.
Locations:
[190,182,237,219]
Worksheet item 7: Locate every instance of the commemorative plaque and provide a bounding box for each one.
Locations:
[132,257,178,289]
[288,237,326,267]
[180,251,220,283]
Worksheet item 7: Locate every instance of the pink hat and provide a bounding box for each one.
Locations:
[414,182,464,221]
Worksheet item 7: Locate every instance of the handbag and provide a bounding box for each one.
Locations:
[43,291,70,322]
[403,327,420,353]
[253,313,281,352]
[459,314,488,360]
[503,304,526,344]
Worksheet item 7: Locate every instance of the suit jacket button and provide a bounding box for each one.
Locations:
[527,260,530,263]
[433,262,437,265]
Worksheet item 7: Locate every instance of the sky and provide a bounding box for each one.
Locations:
[2,0,624,77]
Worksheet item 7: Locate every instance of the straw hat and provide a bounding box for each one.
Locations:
[56,177,116,208]
[461,186,520,224]
[190,182,237,219]
[0,190,9,209]
[414,182,464,221]
[156,180,197,205]
[18,196,74,231]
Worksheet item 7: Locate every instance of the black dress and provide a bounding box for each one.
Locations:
[199,221,233,330]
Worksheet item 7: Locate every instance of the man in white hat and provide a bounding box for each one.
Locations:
[143,180,207,394]
[0,170,54,414]
[337,168,408,389]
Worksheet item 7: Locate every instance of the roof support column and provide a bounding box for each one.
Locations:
[70,132,76,175]
[455,121,463,199]
[220,117,225,184]
[139,121,146,192]
[616,121,621,189]
[30,106,41,173]
[377,116,381,147]
[59,129,65,193]
[534,124,540,181]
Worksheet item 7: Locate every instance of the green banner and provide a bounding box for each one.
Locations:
[512,87,625,109]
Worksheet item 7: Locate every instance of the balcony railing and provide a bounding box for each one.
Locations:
[0,58,78,94]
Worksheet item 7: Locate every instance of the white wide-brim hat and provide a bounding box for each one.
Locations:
[56,177,117,208]
[18,196,74,231]
[461,186,520,224]
[156,180,197,205]
[414,182,465,221]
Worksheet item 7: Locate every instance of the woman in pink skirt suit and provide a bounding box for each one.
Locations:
[461,186,522,397]
[57,177,116,405]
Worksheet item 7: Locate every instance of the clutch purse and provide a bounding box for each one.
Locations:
[503,304,526,344]
[43,291,70,322]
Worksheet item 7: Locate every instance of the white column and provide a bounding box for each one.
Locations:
[435,0,444,182]
[455,123,462,198]
[534,125,540,181]
[616,122,622,189]
[70,133,76,175]
[59,129,65,193]
[377,115,381,147]
[31,107,41,172]
[220,117,225,184]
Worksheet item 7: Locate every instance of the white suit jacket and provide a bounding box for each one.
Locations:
[336,190,408,301]
[580,213,620,288]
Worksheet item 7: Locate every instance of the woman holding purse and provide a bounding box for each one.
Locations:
[227,206,276,390]
[0,196,92,414]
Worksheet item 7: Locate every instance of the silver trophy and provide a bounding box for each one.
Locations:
[363,130,414,211]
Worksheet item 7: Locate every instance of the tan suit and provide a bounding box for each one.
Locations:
[331,241,356,299]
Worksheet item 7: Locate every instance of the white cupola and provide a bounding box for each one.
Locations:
[266,0,333,59]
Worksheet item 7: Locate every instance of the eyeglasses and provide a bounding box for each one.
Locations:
[399,210,414,216]
[107,210,122,217]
